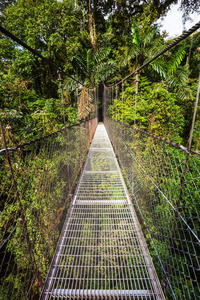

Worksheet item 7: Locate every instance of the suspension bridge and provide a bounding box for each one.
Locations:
[41,123,164,299]
[0,22,200,300]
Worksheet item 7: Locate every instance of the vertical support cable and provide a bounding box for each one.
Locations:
[133,73,139,195]
[0,120,40,285]
[57,68,65,126]
[65,129,71,192]
[103,85,105,119]
[114,86,117,149]
[188,71,200,152]
[187,34,194,66]
[110,86,113,120]
[79,122,82,169]
[122,81,124,123]
[115,86,118,121]
[111,86,113,106]
[58,69,71,191]
[134,72,139,127]
[106,86,108,118]
[95,87,97,118]
[96,85,99,120]
[179,71,200,203]
[87,88,90,120]
[175,71,200,282]
[76,84,79,119]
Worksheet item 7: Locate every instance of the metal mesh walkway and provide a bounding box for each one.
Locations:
[41,124,165,299]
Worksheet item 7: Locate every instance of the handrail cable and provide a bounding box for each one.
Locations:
[107,21,200,87]
[0,116,97,155]
[0,25,91,88]
[118,132,200,244]
[106,118,199,156]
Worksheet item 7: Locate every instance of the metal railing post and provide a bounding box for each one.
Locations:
[122,81,124,124]
[57,68,65,126]
[188,71,200,152]
[134,72,139,127]
[179,71,200,203]
[64,129,71,192]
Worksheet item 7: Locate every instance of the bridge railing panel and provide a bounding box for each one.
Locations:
[104,115,200,299]
[0,117,97,299]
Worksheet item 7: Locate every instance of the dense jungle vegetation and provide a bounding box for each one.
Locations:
[0,0,200,149]
[0,1,200,299]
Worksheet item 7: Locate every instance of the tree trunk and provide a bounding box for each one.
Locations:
[88,0,96,49]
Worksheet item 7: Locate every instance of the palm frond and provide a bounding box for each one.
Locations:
[63,78,79,91]
[95,60,117,81]
[131,21,141,46]
[120,46,140,68]
[166,66,191,101]
[87,49,94,69]
[166,65,189,88]
[167,45,187,75]
[150,60,167,78]
[143,27,158,47]
[72,55,88,77]
[94,47,112,64]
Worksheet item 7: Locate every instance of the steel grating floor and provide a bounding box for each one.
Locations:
[41,124,165,300]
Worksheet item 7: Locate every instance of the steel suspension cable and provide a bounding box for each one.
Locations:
[0,25,91,88]
[108,21,200,87]
[122,81,124,123]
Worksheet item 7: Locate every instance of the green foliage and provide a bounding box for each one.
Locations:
[0,1,200,298]
[109,76,185,142]
[131,21,141,46]
[0,120,94,299]
[70,46,117,86]
[167,45,187,75]
[105,118,200,299]
[120,20,164,74]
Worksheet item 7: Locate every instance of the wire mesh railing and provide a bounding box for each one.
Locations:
[0,117,97,299]
[103,23,200,299]
[104,110,200,299]
[41,123,165,300]
[0,23,99,299]
[1,17,200,300]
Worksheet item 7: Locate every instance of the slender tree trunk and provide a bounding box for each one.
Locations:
[88,0,96,49]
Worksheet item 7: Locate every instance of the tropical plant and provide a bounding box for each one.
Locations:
[121,20,188,81]
[70,46,117,86]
